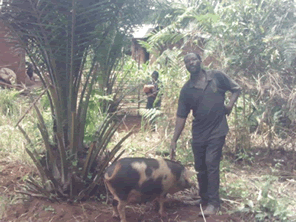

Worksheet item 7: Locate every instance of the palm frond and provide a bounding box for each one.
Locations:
[0,0,152,200]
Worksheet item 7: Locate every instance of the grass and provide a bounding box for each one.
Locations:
[0,90,30,163]
[0,88,296,221]
[219,156,296,221]
[0,89,47,164]
[0,195,7,219]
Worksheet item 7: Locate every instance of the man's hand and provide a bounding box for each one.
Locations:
[170,117,186,161]
[170,141,177,161]
[225,90,240,116]
[224,104,233,116]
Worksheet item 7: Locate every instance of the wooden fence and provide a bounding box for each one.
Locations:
[118,84,147,116]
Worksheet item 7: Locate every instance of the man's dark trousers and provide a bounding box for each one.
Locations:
[146,96,155,109]
[192,136,225,207]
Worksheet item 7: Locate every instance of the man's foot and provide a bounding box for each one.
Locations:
[198,204,219,217]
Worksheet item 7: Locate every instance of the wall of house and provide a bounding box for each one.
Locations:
[131,38,149,66]
[0,21,26,84]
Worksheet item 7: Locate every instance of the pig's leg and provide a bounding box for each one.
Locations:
[158,196,168,217]
[112,199,119,218]
[117,200,127,222]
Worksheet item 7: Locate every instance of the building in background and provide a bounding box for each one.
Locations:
[0,21,26,84]
[131,25,208,66]
[131,25,154,66]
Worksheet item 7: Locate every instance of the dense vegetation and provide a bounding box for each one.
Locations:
[0,0,296,221]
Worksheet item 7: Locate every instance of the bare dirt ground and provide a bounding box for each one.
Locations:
[117,115,143,133]
[1,115,295,222]
[0,159,239,222]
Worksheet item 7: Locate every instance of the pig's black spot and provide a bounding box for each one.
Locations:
[145,167,152,177]
[112,199,118,207]
[165,159,183,181]
[164,175,167,180]
[140,177,163,198]
[105,158,162,203]
[108,160,141,201]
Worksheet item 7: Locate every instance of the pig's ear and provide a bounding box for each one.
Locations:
[185,169,197,179]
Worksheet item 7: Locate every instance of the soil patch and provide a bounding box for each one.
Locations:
[225,147,296,174]
[3,198,240,222]
[0,160,34,196]
[0,160,240,222]
[117,115,143,133]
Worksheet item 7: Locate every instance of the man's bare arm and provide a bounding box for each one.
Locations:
[170,117,187,160]
[225,90,241,115]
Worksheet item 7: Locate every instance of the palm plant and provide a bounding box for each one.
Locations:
[143,0,219,56]
[0,0,151,200]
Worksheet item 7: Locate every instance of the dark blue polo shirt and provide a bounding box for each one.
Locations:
[177,70,241,143]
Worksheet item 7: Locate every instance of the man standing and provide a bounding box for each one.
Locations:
[25,62,34,80]
[143,71,162,109]
[170,53,241,216]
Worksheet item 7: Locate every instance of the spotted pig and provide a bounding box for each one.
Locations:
[104,157,195,222]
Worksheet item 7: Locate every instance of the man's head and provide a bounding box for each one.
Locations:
[184,53,202,75]
[152,71,159,81]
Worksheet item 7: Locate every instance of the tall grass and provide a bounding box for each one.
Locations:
[0,89,45,164]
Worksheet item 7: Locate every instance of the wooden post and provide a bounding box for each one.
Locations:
[138,86,141,116]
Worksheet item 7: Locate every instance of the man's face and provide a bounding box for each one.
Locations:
[184,53,201,74]
[152,73,158,81]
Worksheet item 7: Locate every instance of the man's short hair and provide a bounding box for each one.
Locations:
[184,52,202,62]
[152,71,159,78]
